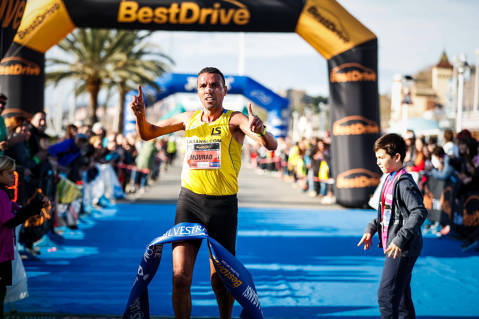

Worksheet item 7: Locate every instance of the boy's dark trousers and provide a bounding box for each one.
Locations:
[378,255,418,319]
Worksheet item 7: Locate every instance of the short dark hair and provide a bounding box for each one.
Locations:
[374,133,406,161]
[432,146,445,158]
[444,129,454,142]
[198,67,225,86]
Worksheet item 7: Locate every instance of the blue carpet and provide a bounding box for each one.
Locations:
[7,204,479,318]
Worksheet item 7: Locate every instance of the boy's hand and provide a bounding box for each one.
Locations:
[357,233,372,250]
[385,243,402,259]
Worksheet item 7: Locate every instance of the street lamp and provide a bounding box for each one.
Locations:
[454,54,469,132]
[401,75,414,133]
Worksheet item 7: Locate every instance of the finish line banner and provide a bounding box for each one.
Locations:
[123,223,264,319]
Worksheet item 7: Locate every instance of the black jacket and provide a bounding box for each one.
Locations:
[365,173,428,257]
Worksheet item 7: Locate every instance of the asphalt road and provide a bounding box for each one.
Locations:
[132,160,342,210]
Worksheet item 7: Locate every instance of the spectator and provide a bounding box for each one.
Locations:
[5,120,37,199]
[295,147,308,192]
[426,135,438,155]
[28,111,50,162]
[0,94,8,156]
[406,136,426,183]
[1,156,47,316]
[309,143,322,197]
[92,122,106,147]
[131,140,157,193]
[165,136,177,167]
[407,136,426,172]
[424,146,459,236]
[443,129,459,158]
[456,137,479,197]
[428,146,457,182]
[403,130,416,167]
[48,133,89,182]
[78,124,93,137]
[64,124,78,140]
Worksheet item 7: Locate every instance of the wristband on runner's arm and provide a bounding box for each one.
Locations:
[256,125,267,137]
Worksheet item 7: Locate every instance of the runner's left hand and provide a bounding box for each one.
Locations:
[385,243,402,259]
[247,103,264,134]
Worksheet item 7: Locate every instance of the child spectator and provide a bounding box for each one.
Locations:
[358,133,428,319]
[0,156,48,317]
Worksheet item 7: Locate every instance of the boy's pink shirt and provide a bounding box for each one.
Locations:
[380,168,406,252]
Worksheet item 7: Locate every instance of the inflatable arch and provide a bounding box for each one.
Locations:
[0,0,380,207]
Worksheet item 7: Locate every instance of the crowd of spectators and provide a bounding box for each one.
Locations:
[248,128,479,251]
[247,133,336,204]
[403,128,479,251]
[0,92,179,310]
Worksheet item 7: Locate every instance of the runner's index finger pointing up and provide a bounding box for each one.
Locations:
[247,103,254,117]
[138,85,143,101]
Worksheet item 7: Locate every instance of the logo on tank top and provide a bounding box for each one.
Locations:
[211,127,222,136]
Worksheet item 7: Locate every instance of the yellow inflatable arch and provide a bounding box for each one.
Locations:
[0,0,380,207]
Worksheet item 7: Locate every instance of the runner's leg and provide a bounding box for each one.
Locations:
[210,258,234,319]
[172,241,200,319]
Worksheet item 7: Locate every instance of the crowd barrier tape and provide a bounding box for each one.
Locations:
[113,162,150,174]
[123,223,264,319]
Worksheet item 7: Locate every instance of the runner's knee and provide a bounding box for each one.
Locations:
[173,271,192,293]
[210,272,226,293]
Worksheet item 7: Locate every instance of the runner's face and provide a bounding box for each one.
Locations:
[197,73,227,111]
[375,149,401,174]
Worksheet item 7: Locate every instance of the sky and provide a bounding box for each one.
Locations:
[139,0,479,97]
[45,0,479,115]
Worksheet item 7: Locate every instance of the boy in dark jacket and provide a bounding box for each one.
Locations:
[358,133,428,319]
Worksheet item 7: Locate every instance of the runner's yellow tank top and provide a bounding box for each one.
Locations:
[181,109,242,195]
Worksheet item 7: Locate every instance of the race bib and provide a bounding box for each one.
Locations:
[186,142,221,169]
[382,204,392,227]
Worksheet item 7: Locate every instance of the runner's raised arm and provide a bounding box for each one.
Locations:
[130,85,193,140]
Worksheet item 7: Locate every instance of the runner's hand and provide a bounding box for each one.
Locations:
[384,243,402,259]
[130,85,145,118]
[357,233,372,250]
[247,103,264,134]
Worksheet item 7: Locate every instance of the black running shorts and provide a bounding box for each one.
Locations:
[175,187,238,254]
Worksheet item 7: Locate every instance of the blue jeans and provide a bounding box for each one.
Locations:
[378,255,418,319]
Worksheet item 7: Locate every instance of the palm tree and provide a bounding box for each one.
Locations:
[46,29,173,127]
[107,30,173,132]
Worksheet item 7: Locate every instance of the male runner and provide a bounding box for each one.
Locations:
[130,67,277,319]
